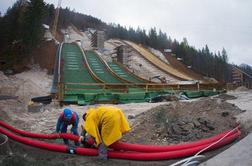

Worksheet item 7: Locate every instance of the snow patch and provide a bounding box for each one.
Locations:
[148,47,169,64]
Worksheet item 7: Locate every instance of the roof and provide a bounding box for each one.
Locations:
[42,24,50,29]
[233,66,252,79]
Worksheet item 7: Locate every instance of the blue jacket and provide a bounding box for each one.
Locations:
[56,111,79,133]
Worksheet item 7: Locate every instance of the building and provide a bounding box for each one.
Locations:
[232,66,252,89]
[91,31,105,49]
[115,45,132,64]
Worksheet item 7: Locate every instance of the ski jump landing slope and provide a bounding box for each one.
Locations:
[124,40,194,81]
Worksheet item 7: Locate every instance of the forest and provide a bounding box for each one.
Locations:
[0,0,251,82]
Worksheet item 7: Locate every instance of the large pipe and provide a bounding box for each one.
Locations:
[0,120,240,153]
[0,121,79,141]
[110,129,238,152]
[0,127,67,153]
[0,126,240,161]
[108,130,240,160]
[0,127,97,156]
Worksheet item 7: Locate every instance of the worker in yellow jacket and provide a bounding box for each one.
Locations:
[79,105,131,160]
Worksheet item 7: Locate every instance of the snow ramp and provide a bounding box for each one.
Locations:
[85,50,125,83]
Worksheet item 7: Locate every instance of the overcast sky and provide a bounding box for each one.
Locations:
[1,0,252,66]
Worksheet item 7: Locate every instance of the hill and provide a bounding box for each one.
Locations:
[0,0,231,83]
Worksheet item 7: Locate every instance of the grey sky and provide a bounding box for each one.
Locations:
[1,0,252,66]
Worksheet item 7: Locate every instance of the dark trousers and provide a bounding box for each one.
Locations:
[60,123,79,146]
[98,142,108,160]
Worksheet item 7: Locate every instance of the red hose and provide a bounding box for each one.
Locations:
[0,127,98,156]
[0,120,79,141]
[0,126,240,160]
[108,130,240,160]
[0,120,240,153]
[110,129,237,152]
[0,127,67,153]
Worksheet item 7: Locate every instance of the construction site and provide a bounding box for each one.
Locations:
[1,1,252,166]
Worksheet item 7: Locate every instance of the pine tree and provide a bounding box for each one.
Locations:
[23,0,46,49]
[0,0,26,49]
[43,4,55,26]
[0,0,28,69]
[148,27,158,48]
[221,48,228,63]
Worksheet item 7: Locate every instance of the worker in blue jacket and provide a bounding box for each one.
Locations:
[56,108,80,146]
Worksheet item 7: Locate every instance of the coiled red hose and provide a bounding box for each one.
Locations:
[0,126,240,161]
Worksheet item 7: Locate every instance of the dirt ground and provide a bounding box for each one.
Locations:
[226,90,252,132]
[1,67,252,166]
[123,97,242,145]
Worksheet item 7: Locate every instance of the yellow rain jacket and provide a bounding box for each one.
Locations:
[84,106,131,146]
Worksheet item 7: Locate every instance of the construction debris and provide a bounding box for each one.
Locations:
[123,98,243,145]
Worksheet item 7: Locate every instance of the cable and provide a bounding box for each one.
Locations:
[170,125,240,166]
[168,155,205,166]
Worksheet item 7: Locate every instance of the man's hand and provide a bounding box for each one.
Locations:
[79,135,95,146]
[86,136,95,145]
[79,136,84,142]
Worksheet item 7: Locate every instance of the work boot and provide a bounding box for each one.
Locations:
[98,143,108,160]
[74,141,80,146]
[63,138,69,145]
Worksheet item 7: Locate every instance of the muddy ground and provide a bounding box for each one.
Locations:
[123,97,243,145]
[0,95,247,166]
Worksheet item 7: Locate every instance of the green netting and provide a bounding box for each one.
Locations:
[77,95,86,105]
[84,94,96,102]
[182,91,204,98]
[145,91,166,98]
[108,62,144,83]
[85,50,123,83]
[182,90,220,98]
[62,43,100,91]
[64,94,93,105]
[92,93,120,104]
[128,88,146,92]
[203,90,219,97]
[63,90,221,105]
[63,95,78,103]
[118,93,144,100]
[77,100,86,105]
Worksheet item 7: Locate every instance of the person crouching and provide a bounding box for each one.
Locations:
[79,106,131,160]
[56,108,80,146]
